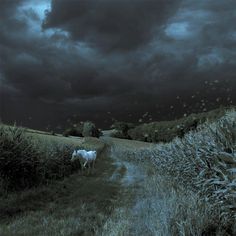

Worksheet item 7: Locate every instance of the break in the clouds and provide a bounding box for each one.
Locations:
[0,0,235,130]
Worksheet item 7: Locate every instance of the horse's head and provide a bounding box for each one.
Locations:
[71,150,79,161]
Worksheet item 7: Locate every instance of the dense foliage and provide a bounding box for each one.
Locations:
[111,121,136,139]
[0,125,77,191]
[63,121,101,138]
[0,126,40,190]
[82,121,100,138]
[114,109,236,233]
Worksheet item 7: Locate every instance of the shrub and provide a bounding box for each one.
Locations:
[50,131,56,136]
[82,121,100,138]
[0,125,40,190]
[0,125,77,191]
[37,143,77,183]
[63,125,83,137]
[63,121,100,138]
[111,121,136,139]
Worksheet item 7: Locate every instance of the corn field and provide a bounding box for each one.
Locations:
[111,109,236,227]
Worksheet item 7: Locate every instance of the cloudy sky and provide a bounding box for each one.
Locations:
[0,0,235,131]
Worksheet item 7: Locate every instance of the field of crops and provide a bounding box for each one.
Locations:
[0,109,235,235]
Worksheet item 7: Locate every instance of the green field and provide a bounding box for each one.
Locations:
[0,127,128,235]
[113,106,235,143]
[0,109,235,235]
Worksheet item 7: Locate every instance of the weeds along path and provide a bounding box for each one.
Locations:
[100,137,169,235]
[101,137,155,186]
[100,137,220,236]
[101,110,236,236]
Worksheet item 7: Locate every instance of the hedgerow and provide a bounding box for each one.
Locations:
[0,125,76,191]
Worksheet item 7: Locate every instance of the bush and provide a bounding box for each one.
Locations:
[0,125,77,192]
[82,121,100,138]
[37,143,78,183]
[111,121,136,139]
[50,131,56,136]
[63,121,100,138]
[0,126,40,190]
[63,125,83,137]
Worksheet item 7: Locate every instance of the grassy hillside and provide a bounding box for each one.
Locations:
[128,106,233,143]
[0,124,105,191]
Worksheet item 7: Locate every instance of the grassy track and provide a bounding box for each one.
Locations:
[0,130,159,235]
[0,133,127,235]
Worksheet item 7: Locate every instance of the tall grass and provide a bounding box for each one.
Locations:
[0,125,77,192]
[0,126,40,190]
[108,109,236,234]
[149,110,236,221]
[101,172,221,236]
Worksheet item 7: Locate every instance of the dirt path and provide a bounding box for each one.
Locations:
[100,137,172,236]
[102,137,152,187]
[0,136,157,236]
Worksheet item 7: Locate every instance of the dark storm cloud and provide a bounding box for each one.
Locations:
[43,0,180,51]
[0,0,22,18]
[0,0,235,130]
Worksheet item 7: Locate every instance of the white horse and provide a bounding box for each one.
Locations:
[71,149,97,174]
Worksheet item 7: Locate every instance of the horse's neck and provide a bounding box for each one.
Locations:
[78,150,86,155]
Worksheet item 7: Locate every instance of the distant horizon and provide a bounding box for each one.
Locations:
[1,105,233,132]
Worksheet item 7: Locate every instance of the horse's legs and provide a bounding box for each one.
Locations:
[88,162,91,175]
[79,159,85,175]
[83,161,88,167]
[92,160,95,173]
